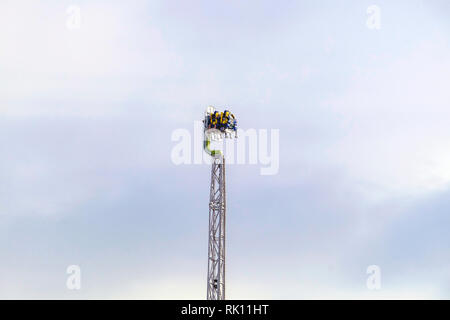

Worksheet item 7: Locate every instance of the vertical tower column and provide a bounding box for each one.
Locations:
[207,156,226,300]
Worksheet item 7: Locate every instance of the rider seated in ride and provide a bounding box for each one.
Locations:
[221,110,230,130]
[226,112,236,131]
[210,111,220,129]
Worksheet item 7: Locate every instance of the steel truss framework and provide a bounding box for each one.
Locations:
[207,156,226,300]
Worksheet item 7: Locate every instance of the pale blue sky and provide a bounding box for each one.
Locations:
[1,0,450,299]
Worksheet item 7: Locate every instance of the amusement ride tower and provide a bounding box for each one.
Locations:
[203,106,237,300]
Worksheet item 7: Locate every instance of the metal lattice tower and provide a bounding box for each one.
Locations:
[206,155,226,300]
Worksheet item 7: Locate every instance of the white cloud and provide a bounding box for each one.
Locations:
[0,1,182,116]
[316,35,450,199]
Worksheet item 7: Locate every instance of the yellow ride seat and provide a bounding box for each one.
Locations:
[221,112,229,124]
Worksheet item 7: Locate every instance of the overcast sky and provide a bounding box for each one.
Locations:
[1,0,450,299]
